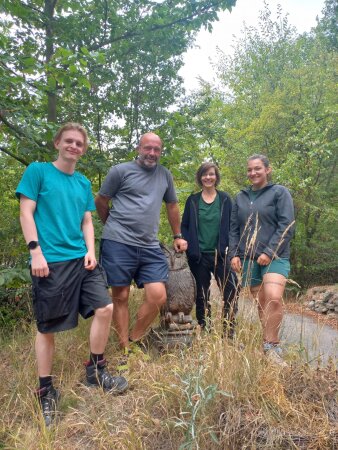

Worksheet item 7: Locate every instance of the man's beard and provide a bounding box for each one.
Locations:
[137,154,158,168]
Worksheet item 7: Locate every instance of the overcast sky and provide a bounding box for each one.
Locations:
[179,0,325,91]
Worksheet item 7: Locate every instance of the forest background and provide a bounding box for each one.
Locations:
[0,0,337,316]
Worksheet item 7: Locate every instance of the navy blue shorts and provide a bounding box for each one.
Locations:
[100,239,168,288]
[31,258,111,334]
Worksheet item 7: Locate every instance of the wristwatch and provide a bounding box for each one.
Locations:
[27,240,40,250]
[173,233,183,240]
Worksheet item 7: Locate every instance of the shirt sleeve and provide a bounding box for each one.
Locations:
[181,195,192,238]
[163,169,178,203]
[86,181,96,212]
[98,165,122,199]
[263,186,295,258]
[228,195,240,259]
[15,163,42,201]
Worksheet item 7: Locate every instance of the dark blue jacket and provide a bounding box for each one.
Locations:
[181,191,233,263]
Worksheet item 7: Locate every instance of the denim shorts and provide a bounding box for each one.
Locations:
[100,239,169,288]
[242,258,290,287]
[31,258,111,334]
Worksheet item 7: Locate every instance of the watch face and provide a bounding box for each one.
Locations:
[28,241,39,250]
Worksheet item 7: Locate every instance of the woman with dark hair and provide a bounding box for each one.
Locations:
[182,162,238,336]
[229,154,295,365]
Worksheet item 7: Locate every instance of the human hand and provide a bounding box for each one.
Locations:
[174,238,188,253]
[31,251,49,277]
[257,253,271,266]
[230,257,242,273]
[84,251,97,270]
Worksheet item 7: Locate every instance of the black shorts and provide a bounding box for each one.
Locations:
[31,258,111,334]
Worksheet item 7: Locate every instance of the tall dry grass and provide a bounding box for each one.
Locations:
[1,288,337,450]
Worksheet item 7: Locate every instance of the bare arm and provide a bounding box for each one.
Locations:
[20,195,49,277]
[82,211,97,270]
[95,194,111,224]
[166,202,187,252]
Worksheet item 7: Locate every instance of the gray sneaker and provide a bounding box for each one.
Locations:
[85,359,128,394]
[263,342,289,368]
[35,386,60,427]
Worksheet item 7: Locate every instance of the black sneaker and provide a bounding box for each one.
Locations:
[85,359,128,394]
[35,386,60,427]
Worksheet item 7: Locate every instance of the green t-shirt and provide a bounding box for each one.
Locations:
[16,162,95,263]
[248,187,264,202]
[198,193,221,252]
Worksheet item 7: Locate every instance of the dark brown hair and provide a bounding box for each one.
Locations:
[196,162,220,187]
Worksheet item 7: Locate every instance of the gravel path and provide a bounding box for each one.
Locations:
[238,297,338,366]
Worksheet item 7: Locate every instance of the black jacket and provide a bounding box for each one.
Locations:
[181,191,233,263]
[229,183,295,260]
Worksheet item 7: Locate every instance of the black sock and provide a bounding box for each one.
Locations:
[39,376,53,390]
[88,352,104,366]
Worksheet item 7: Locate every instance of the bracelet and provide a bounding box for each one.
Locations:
[173,233,183,240]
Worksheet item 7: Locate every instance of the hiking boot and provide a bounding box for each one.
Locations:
[263,342,289,368]
[85,359,128,394]
[35,386,60,427]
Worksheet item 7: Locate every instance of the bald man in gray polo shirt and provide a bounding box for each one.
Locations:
[95,132,187,355]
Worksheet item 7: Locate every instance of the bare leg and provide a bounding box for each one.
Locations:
[250,284,264,324]
[129,282,166,342]
[35,332,55,377]
[112,286,130,348]
[260,273,286,343]
[89,303,114,354]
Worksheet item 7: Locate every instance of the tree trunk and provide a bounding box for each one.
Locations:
[44,0,57,123]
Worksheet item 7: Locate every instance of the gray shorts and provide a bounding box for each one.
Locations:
[31,258,111,333]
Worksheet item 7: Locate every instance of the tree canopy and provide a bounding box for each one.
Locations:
[160,1,337,285]
[1,0,337,288]
[0,0,236,167]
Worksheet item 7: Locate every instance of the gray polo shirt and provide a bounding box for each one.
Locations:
[99,160,177,247]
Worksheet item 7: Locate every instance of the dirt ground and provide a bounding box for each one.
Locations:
[284,302,338,331]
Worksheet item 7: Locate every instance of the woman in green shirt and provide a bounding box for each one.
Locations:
[181,162,238,335]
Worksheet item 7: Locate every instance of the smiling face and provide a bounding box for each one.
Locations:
[201,167,217,189]
[247,158,271,190]
[137,133,162,168]
[54,129,86,163]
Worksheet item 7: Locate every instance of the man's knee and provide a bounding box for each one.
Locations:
[144,284,167,307]
[36,331,54,343]
[95,303,113,319]
[112,286,130,303]
[156,293,167,307]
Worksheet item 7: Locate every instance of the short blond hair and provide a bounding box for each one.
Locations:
[53,123,89,149]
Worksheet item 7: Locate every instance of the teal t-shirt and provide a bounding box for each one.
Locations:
[16,162,95,263]
[198,193,221,252]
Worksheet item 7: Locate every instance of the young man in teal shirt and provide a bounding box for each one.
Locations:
[16,123,128,427]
